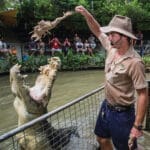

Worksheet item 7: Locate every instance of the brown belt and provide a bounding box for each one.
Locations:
[106,101,134,112]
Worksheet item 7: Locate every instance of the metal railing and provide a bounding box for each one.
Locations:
[0,85,105,150]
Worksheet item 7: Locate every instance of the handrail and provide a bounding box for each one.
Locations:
[0,85,104,142]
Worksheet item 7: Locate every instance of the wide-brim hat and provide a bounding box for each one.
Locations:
[101,15,137,39]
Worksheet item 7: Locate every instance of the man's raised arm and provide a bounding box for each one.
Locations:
[75,6,101,38]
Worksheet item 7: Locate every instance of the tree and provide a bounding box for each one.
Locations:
[2,0,149,41]
[91,0,150,30]
[0,0,19,11]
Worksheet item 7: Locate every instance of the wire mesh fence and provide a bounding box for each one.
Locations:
[0,86,105,150]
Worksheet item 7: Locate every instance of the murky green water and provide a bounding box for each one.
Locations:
[0,70,105,134]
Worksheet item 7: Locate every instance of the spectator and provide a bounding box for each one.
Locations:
[83,39,90,53]
[9,46,17,55]
[29,39,37,51]
[0,37,3,50]
[84,39,93,55]
[88,34,96,50]
[73,33,81,49]
[84,39,90,50]
[83,39,94,55]
[76,40,84,53]
[74,33,81,43]
[49,37,62,56]
[63,37,71,55]
[0,37,7,52]
[37,39,45,55]
[22,51,29,61]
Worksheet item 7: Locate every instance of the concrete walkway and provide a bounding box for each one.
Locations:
[138,131,150,150]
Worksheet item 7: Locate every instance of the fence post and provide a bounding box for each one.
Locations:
[16,43,23,61]
[145,80,150,130]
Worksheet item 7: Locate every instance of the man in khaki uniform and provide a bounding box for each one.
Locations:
[75,6,148,150]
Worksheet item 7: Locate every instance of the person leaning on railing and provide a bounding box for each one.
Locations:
[75,5,148,150]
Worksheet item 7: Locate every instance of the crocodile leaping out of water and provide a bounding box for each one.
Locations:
[10,57,61,150]
[10,57,78,150]
[10,57,61,124]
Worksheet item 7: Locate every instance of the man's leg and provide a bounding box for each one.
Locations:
[110,107,136,150]
[96,136,113,150]
[94,100,113,150]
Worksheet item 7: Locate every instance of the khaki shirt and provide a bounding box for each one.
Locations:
[98,33,147,105]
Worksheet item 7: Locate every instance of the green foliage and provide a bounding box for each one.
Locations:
[142,55,150,68]
[0,0,6,11]
[14,0,150,35]
[50,49,105,71]
[1,0,150,37]
[0,54,18,73]
[2,51,150,74]
[20,54,49,72]
[34,0,53,20]
[94,0,149,30]
[16,0,36,31]
[0,50,105,73]
[88,52,105,67]
[53,49,89,70]
[122,0,149,30]
[0,0,18,11]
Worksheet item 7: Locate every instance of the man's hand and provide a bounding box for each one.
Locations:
[75,5,88,16]
[75,5,101,38]
[128,127,143,150]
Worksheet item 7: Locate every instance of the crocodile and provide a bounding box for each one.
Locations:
[10,57,76,150]
[10,57,61,126]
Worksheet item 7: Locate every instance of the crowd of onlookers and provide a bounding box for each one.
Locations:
[1,33,96,60]
[27,33,97,56]
[26,31,150,57]
[0,31,150,60]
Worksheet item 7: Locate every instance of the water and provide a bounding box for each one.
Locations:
[0,70,105,135]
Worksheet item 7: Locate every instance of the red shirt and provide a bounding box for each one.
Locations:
[50,38,61,49]
[53,41,59,49]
